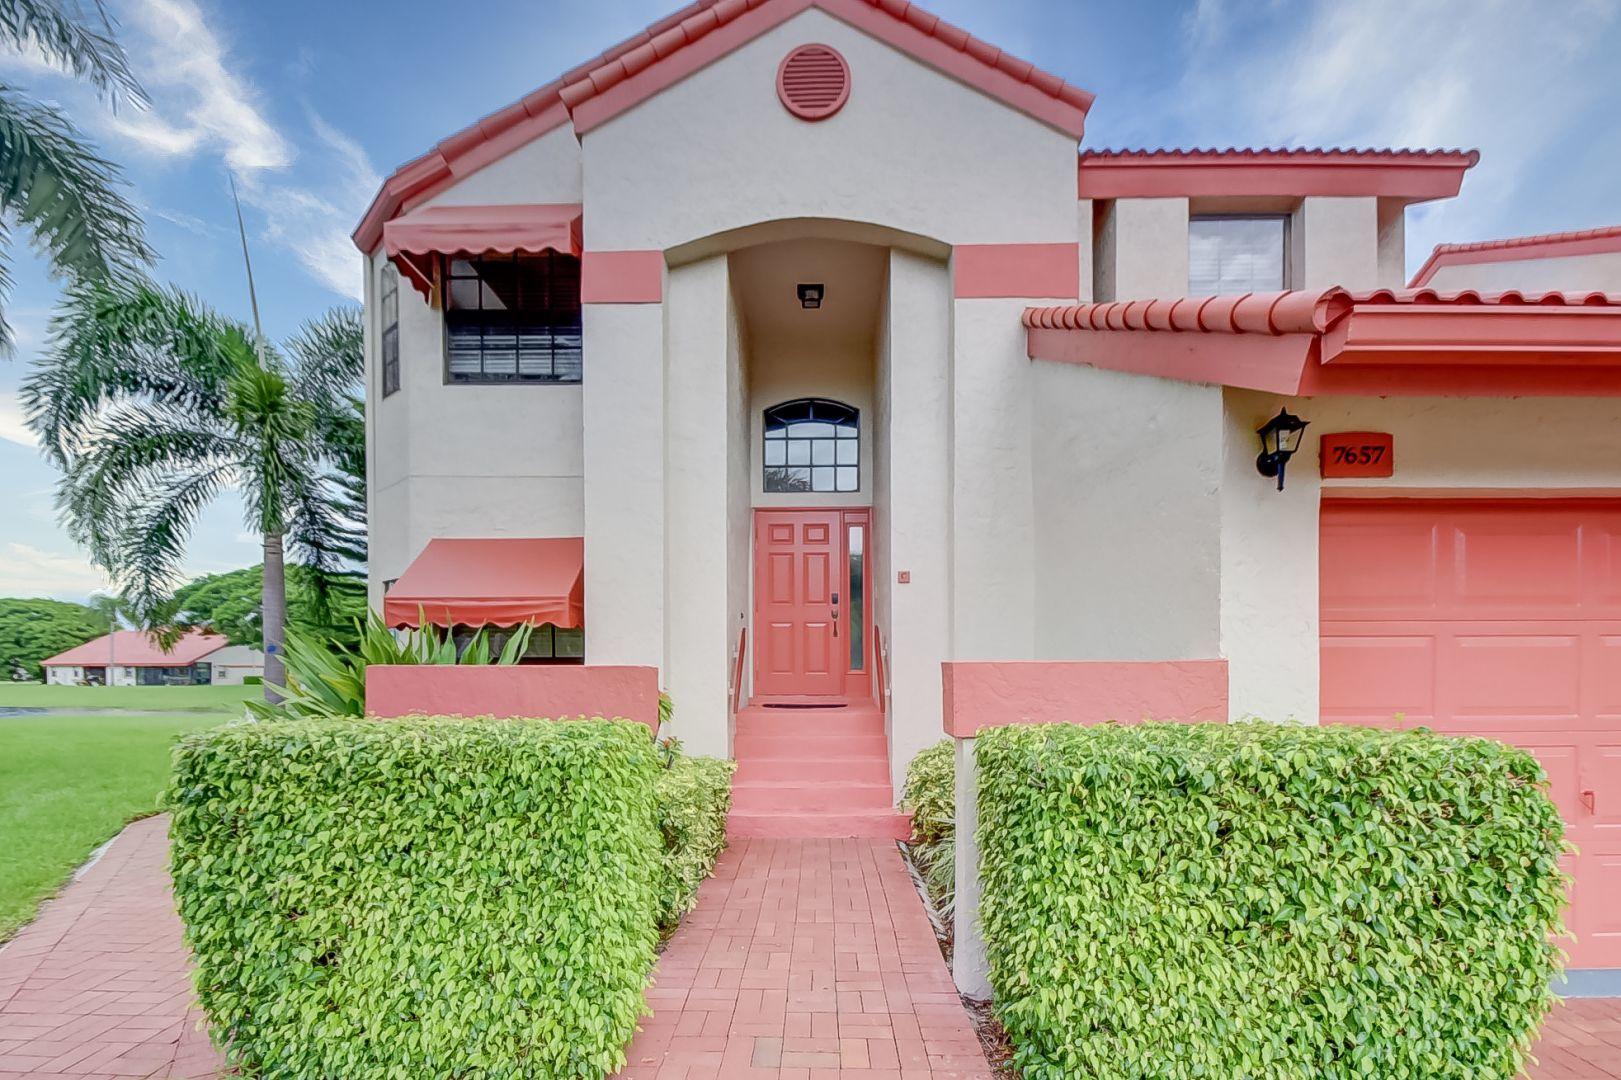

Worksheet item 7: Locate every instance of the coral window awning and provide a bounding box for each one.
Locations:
[384,537,584,630]
[382,203,582,297]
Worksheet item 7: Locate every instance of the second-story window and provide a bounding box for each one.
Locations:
[1189,215,1288,296]
[444,252,582,384]
[380,264,400,397]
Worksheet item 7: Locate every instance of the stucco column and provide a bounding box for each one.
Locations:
[949,297,1036,662]
[952,733,991,999]
[881,249,953,792]
[662,256,734,757]
[582,301,666,673]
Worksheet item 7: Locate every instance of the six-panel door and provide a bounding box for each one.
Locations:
[754,510,846,697]
[1321,499,1621,968]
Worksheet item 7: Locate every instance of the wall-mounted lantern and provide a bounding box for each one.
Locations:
[797,283,824,310]
[1255,408,1309,491]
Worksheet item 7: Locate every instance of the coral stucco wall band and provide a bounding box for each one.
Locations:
[941,660,1229,737]
[365,665,661,730]
[582,251,665,303]
[953,243,1079,299]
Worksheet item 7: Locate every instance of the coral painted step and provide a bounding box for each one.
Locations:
[728,703,910,839]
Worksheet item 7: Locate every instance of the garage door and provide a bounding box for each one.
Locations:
[1321,499,1621,969]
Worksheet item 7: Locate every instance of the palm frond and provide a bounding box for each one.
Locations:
[0,0,144,105]
[106,462,233,625]
[23,278,245,465]
[0,88,150,314]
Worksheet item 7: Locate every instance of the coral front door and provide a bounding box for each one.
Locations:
[754,510,845,698]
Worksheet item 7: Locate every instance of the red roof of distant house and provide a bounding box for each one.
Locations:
[1409,224,1621,286]
[1077,147,1479,201]
[40,630,231,668]
[1024,287,1621,397]
[353,0,1096,252]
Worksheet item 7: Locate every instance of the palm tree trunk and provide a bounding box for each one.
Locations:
[262,532,286,703]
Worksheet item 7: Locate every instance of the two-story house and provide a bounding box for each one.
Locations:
[354,0,1621,977]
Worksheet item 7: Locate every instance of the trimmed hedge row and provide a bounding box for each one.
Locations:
[655,755,735,929]
[975,722,1567,1080]
[168,718,663,1078]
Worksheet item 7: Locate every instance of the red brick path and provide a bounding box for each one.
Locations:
[616,838,989,1079]
[0,816,220,1079]
[3,818,1620,1079]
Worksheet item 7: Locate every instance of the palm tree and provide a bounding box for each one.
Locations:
[0,0,151,348]
[22,278,364,699]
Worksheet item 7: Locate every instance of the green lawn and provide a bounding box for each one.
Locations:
[0,682,257,710]
[0,712,228,939]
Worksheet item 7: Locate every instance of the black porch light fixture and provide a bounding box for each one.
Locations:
[797,282,824,309]
[1255,408,1309,491]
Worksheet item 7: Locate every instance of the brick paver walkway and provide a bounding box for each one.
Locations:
[617,838,989,1078]
[0,816,220,1079]
[4,818,1621,1079]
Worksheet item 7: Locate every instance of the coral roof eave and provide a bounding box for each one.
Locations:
[1077,147,1479,202]
[353,0,1095,253]
[1409,224,1621,286]
[1024,288,1621,397]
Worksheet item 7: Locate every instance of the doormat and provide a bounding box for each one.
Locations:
[761,702,848,709]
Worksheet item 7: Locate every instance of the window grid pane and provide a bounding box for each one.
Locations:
[763,398,859,493]
[444,252,582,383]
[380,266,401,398]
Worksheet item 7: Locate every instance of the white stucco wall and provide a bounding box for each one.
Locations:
[1291,197,1379,290]
[1098,198,1190,299]
[205,644,266,684]
[1422,249,1621,293]
[579,7,1078,252]
[663,255,733,756]
[1220,390,1621,724]
[423,126,583,207]
[882,248,952,789]
[1029,363,1225,663]
[1376,198,1406,288]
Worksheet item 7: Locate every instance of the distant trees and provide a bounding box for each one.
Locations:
[172,564,366,653]
[0,597,100,680]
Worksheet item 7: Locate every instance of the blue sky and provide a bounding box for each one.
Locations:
[0,0,1617,601]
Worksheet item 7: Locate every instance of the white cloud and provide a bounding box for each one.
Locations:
[1157,0,1621,272]
[72,0,375,300]
[0,391,37,448]
[109,0,291,170]
[0,542,113,599]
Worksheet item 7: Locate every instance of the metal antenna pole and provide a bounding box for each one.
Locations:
[228,173,264,340]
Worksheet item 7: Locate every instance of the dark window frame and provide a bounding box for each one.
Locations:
[1188,213,1292,296]
[380,264,401,397]
[442,252,583,385]
[763,398,860,494]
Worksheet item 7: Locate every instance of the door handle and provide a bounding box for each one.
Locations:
[1582,789,1596,814]
[832,593,839,637]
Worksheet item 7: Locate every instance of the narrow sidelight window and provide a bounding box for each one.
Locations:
[444,252,582,383]
[763,398,859,493]
[380,264,400,397]
[1189,215,1288,296]
[848,524,864,671]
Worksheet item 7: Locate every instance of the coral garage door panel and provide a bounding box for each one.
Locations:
[1321,500,1621,968]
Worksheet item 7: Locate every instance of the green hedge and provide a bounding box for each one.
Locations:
[168,717,661,1078]
[655,756,735,929]
[975,722,1567,1080]
[901,739,955,915]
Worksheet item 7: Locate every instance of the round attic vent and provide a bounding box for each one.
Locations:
[777,44,850,121]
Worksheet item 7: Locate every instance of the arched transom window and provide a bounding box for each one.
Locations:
[763,398,859,493]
